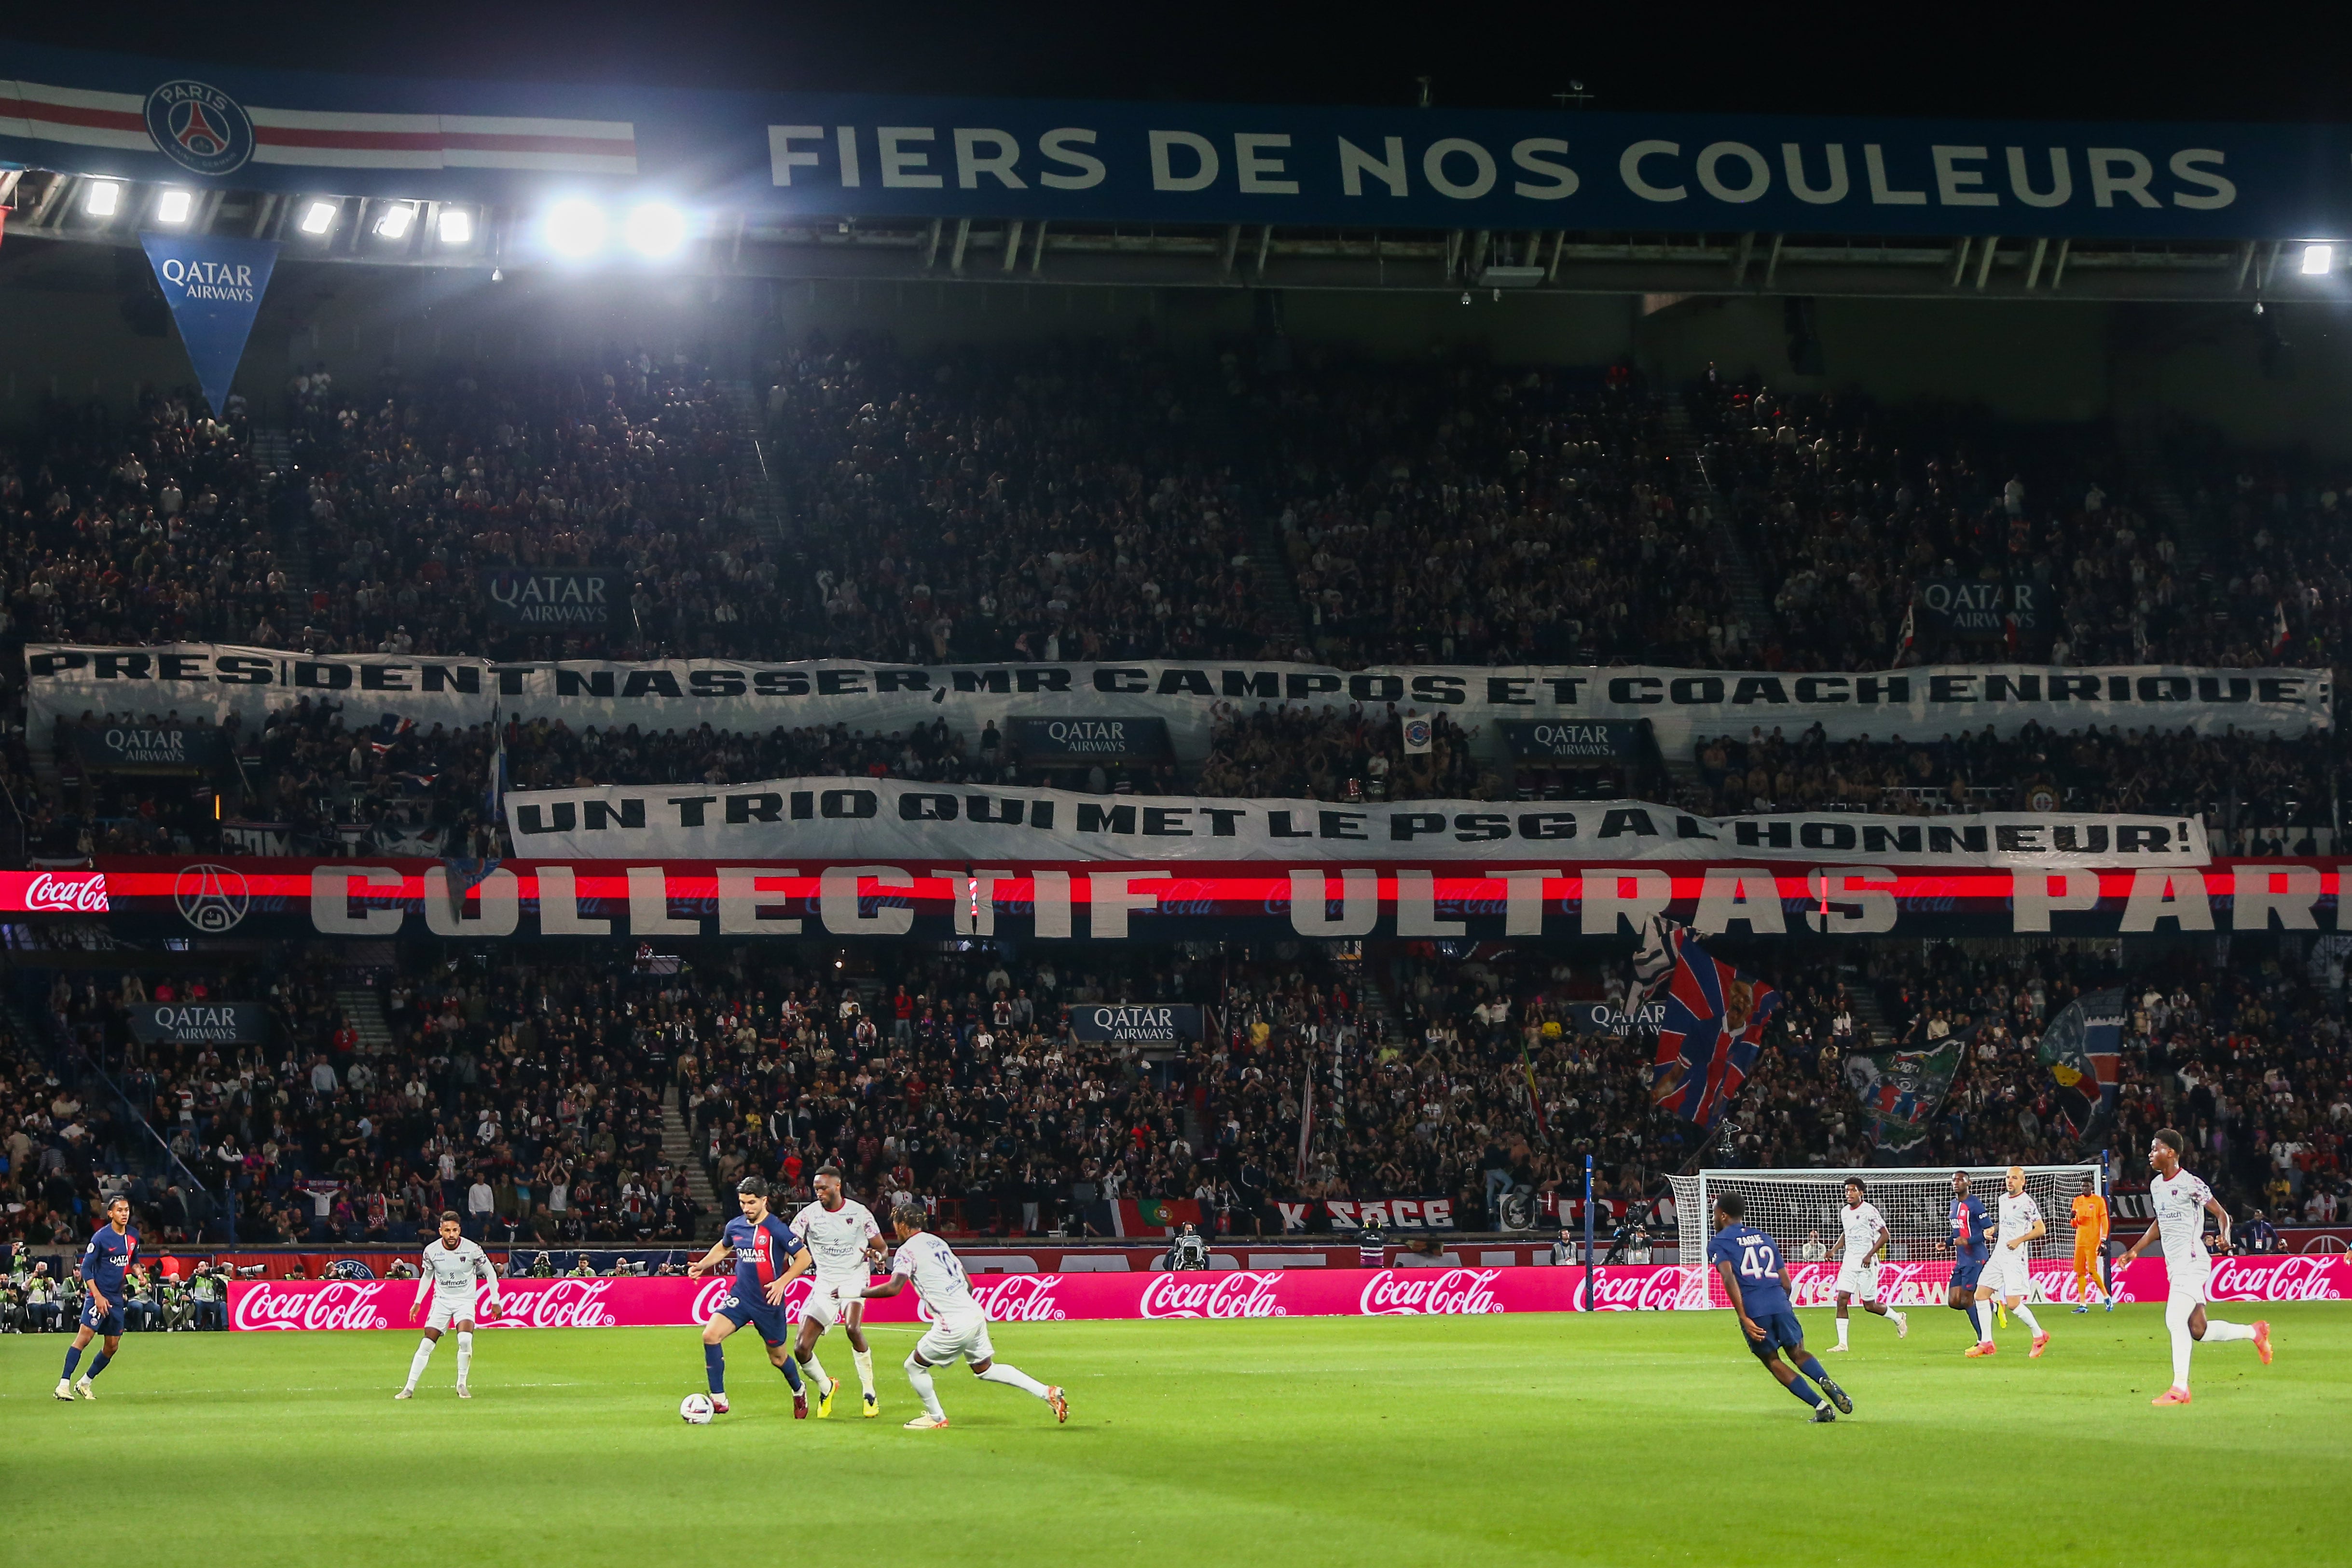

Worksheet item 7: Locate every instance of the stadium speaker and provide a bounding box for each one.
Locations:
[1783,296,1825,376]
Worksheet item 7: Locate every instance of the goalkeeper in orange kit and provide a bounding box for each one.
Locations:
[2070,1189,2113,1313]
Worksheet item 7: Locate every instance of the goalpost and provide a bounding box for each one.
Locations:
[1668,1165,2103,1309]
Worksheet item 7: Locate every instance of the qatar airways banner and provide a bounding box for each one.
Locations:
[224,1254,2352,1331]
[96,858,2349,943]
[228,1267,1582,1330]
[503,775,2205,869]
[24,647,2328,773]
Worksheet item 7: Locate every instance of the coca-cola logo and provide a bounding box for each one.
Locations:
[479,1279,624,1330]
[1585,1266,1708,1311]
[231,1280,397,1331]
[953,1274,1069,1323]
[1139,1270,1286,1320]
[22,871,109,913]
[1358,1268,1505,1316]
[2207,1255,2347,1303]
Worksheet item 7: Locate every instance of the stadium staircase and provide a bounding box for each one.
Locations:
[2116,418,2214,578]
[661,1084,721,1238]
[718,379,794,550]
[1661,393,1776,652]
[1246,520,1313,660]
[1839,976,1896,1050]
[256,427,319,638]
[332,985,394,1054]
[1355,973,1411,1053]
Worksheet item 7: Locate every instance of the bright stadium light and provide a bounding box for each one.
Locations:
[622,202,688,258]
[544,199,607,258]
[374,202,416,241]
[154,189,194,225]
[83,180,121,217]
[437,206,473,246]
[298,199,340,236]
[2301,243,2334,276]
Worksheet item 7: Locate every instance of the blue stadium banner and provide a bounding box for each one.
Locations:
[1064,1004,1202,1044]
[138,230,276,416]
[480,569,621,628]
[9,43,2352,239]
[1501,719,1647,762]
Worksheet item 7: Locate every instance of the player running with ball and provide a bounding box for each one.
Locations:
[861,1203,1067,1430]
[1825,1177,1907,1352]
[397,1211,502,1399]
[790,1164,887,1417]
[688,1177,814,1417]
[2113,1128,2272,1406]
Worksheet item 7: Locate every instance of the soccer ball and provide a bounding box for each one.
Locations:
[679,1393,715,1425]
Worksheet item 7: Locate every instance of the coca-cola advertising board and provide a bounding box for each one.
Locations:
[0,868,110,913]
[227,1255,2352,1331]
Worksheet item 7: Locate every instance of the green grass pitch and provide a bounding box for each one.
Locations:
[3,1305,2340,1567]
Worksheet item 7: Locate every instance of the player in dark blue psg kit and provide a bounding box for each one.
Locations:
[1707,1193,1853,1422]
[55,1196,137,1401]
[687,1177,814,1417]
[1945,1170,1994,1351]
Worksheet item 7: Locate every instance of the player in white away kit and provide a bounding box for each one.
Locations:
[2113,1128,2272,1405]
[791,1164,887,1417]
[1826,1177,1908,1350]
[1969,1166,2051,1359]
[398,1212,501,1399]
[860,1203,1068,1430]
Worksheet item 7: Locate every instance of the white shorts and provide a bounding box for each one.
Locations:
[913,1311,994,1367]
[425,1295,480,1332]
[800,1279,867,1329]
[1979,1247,2030,1300]
[2163,1255,2211,1311]
[1832,1260,1881,1303]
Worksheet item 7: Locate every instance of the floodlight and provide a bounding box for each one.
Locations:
[374,203,415,240]
[2301,244,2334,276]
[545,199,606,258]
[83,181,121,217]
[154,189,194,225]
[622,202,688,258]
[436,206,473,246]
[298,199,339,236]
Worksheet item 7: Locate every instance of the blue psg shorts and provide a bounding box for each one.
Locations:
[1950,1260,1985,1292]
[714,1289,791,1346]
[81,1299,126,1336]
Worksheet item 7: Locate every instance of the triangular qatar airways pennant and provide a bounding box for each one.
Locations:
[139,232,279,417]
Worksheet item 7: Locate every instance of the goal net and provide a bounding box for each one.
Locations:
[1667,1165,2102,1309]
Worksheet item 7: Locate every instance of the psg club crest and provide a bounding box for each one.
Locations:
[144,81,256,177]
[173,863,252,933]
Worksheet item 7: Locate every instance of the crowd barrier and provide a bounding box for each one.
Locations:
[225,1253,2352,1330]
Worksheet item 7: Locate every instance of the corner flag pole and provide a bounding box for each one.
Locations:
[1582,1153,1596,1312]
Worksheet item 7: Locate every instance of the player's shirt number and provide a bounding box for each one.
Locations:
[1739,1244,1776,1280]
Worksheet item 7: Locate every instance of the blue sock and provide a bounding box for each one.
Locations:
[86,1351,112,1381]
[1964,1301,1986,1340]
[1795,1353,1832,1386]
[777,1354,803,1393]
[704,1343,726,1395]
[1785,1373,1824,1408]
[62,1345,83,1380]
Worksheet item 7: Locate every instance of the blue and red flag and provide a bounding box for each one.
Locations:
[1646,927,1780,1125]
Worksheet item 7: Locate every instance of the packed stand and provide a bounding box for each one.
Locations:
[2153,425,2352,671]
[770,337,1274,663]
[0,389,285,650]
[1681,719,2341,849]
[281,355,781,660]
[1195,703,1497,801]
[1687,378,2337,673]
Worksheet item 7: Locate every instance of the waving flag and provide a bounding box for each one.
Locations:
[1845,1032,1966,1152]
[1647,927,1780,1125]
[2037,988,2125,1138]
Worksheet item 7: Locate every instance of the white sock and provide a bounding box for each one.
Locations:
[2202,1319,2255,1343]
[1834,1316,1849,1348]
[904,1356,944,1420]
[2171,1320,2194,1388]
[803,1352,832,1394]
[853,1348,876,1398]
[2014,1305,2042,1334]
[404,1337,436,1390]
[1977,1303,1994,1344]
[455,1331,473,1386]
[977,1362,1049,1399]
